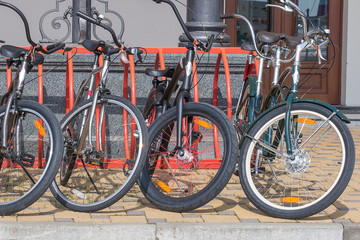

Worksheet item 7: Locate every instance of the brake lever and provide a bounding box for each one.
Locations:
[266,4,293,13]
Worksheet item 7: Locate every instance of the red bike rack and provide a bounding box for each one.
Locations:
[5,47,258,168]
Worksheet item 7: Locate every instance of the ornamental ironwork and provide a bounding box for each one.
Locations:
[39,0,124,43]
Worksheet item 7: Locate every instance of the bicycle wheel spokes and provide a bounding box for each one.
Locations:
[148,114,224,198]
[0,110,52,204]
[54,97,146,209]
[247,110,345,209]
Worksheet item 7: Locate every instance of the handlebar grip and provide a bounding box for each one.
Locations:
[76,11,98,25]
[46,42,65,51]
[38,42,65,54]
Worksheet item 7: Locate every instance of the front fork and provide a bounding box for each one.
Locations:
[76,88,103,154]
[1,92,18,153]
[175,43,195,150]
[176,91,191,149]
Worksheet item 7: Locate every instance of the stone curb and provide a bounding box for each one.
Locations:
[0,222,353,240]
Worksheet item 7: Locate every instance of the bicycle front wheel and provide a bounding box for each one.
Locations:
[138,102,238,212]
[50,95,148,212]
[0,100,63,215]
[239,103,355,219]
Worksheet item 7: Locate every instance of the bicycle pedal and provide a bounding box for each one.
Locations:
[123,159,135,177]
[87,159,104,167]
[18,154,35,167]
[250,166,266,174]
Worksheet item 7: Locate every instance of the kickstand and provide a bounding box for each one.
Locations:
[80,158,101,195]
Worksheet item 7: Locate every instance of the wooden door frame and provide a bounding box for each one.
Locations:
[224,0,343,104]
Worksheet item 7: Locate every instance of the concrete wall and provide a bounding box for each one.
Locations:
[342,0,360,106]
[0,0,186,47]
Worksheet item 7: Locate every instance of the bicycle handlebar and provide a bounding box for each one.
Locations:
[76,11,126,51]
[0,1,36,46]
[153,0,210,52]
[0,2,68,55]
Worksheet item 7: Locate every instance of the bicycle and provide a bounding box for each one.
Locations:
[225,0,355,219]
[136,0,238,212]
[0,2,66,215]
[49,16,149,212]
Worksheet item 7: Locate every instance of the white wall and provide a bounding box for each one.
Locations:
[342,0,360,106]
[0,0,186,47]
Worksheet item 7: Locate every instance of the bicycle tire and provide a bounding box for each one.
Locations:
[0,100,63,215]
[239,102,355,219]
[50,95,148,212]
[138,102,238,212]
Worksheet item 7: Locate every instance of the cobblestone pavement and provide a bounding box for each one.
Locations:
[1,126,359,224]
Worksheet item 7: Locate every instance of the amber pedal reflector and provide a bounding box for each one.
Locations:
[194,120,213,129]
[156,179,172,193]
[34,120,46,137]
[280,197,303,203]
[294,118,317,125]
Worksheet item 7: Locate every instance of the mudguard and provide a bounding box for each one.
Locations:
[239,98,350,147]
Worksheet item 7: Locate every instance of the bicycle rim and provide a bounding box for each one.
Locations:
[52,96,146,211]
[0,106,55,208]
[243,109,347,211]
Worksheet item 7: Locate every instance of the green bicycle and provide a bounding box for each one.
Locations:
[224,0,355,219]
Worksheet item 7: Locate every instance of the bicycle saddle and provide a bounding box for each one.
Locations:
[279,34,302,48]
[145,68,174,78]
[257,31,301,48]
[0,45,44,65]
[257,31,281,44]
[82,40,120,56]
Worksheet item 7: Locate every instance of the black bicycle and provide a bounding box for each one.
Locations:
[137,0,238,212]
[0,2,66,215]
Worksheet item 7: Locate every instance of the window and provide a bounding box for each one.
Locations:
[237,0,271,46]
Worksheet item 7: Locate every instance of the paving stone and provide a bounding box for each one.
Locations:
[91,215,110,219]
[17,215,54,222]
[217,210,236,215]
[127,210,146,216]
[182,214,201,218]
[109,205,125,210]
[240,218,260,223]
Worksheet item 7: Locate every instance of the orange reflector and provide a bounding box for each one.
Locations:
[34,120,46,136]
[156,179,172,193]
[194,120,213,129]
[280,197,303,203]
[294,118,317,125]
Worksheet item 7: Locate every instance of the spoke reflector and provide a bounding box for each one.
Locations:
[194,120,213,129]
[294,118,317,125]
[280,197,303,203]
[34,120,46,136]
[156,179,172,193]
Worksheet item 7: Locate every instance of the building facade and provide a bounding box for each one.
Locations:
[0,0,358,106]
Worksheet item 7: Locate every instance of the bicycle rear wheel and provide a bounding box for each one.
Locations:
[239,103,355,219]
[138,102,237,212]
[0,100,63,215]
[50,95,148,212]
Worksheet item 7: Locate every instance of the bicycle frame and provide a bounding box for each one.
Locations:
[74,54,110,156]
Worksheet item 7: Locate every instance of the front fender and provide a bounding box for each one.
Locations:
[239,99,350,147]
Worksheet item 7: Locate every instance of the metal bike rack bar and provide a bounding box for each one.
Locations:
[4,47,258,168]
